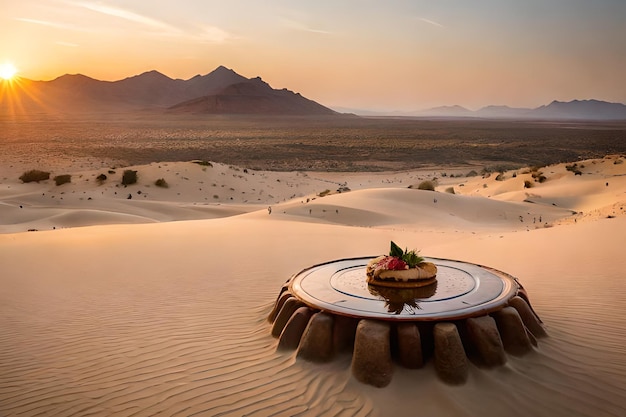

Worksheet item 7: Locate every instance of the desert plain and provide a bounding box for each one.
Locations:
[1,115,625,416]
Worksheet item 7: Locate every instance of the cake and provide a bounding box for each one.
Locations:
[366,241,437,288]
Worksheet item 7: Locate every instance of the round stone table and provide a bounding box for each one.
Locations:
[289,257,519,320]
[268,257,546,387]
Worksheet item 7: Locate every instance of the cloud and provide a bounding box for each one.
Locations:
[71,1,173,30]
[15,17,75,30]
[418,17,444,28]
[282,18,333,35]
[195,25,235,43]
[68,1,235,43]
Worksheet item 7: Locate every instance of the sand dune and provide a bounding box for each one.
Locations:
[1,156,625,416]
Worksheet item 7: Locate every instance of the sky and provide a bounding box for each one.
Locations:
[1,0,625,112]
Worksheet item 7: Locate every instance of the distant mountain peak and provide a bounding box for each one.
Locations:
[122,70,172,82]
[169,76,337,115]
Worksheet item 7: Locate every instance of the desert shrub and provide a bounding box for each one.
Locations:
[445,187,455,194]
[155,178,169,188]
[337,186,351,193]
[53,174,71,186]
[565,163,582,175]
[614,159,623,165]
[466,170,478,177]
[96,173,107,184]
[318,189,331,197]
[417,180,436,191]
[19,169,50,183]
[121,170,138,185]
[531,170,547,183]
[524,180,533,188]
[495,173,505,181]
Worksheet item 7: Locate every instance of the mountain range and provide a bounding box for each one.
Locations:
[411,99,626,120]
[1,65,625,119]
[0,66,337,116]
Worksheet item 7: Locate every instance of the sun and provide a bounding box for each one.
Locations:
[0,62,18,80]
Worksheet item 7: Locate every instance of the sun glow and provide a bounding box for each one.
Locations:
[0,62,18,80]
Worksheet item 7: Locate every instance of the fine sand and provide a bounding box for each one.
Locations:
[1,155,625,416]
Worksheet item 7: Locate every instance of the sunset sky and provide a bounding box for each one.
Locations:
[1,0,625,112]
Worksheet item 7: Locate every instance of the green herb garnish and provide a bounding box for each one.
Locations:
[390,241,424,268]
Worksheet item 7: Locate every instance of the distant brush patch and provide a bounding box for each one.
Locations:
[531,168,547,183]
[565,163,583,175]
[53,174,72,186]
[416,180,436,191]
[121,170,138,185]
[318,189,332,197]
[96,173,107,184]
[155,178,169,188]
[19,169,50,183]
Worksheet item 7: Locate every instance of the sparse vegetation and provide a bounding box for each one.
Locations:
[19,169,50,183]
[53,174,72,186]
[318,189,332,197]
[566,163,583,175]
[530,168,547,183]
[155,178,169,188]
[524,180,533,188]
[4,118,625,174]
[416,180,436,191]
[121,170,138,185]
[466,170,478,177]
[531,171,547,183]
[96,173,107,184]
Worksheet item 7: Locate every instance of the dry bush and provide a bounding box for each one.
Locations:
[155,178,169,188]
[417,180,436,191]
[318,189,331,197]
[122,170,138,185]
[53,174,72,186]
[19,169,50,183]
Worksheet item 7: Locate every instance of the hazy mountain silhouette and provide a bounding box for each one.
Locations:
[0,66,335,115]
[417,100,626,120]
[2,66,624,119]
[168,77,336,115]
[419,105,472,117]
[529,99,626,120]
